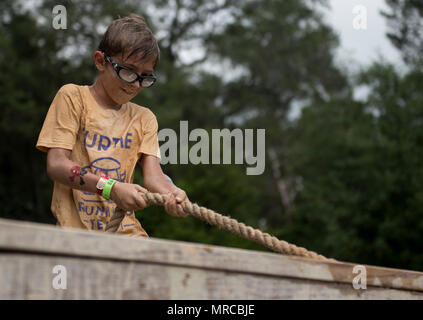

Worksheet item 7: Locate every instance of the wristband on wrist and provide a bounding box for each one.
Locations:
[96,176,109,195]
[102,179,117,200]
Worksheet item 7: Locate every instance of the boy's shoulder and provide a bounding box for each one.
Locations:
[54,83,86,103]
[56,83,83,95]
[126,101,157,122]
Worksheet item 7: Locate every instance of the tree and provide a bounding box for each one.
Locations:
[279,60,423,270]
[205,0,351,224]
[270,0,423,270]
[382,0,423,65]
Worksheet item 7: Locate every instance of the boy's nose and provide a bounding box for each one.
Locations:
[132,80,141,89]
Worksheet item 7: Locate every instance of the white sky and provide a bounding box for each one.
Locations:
[287,1,404,119]
[325,0,403,69]
[191,1,405,86]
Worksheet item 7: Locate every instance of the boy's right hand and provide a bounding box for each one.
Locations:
[109,182,148,212]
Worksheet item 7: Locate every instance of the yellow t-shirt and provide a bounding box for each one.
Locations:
[36,84,161,237]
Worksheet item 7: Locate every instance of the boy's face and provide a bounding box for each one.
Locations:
[94,50,155,105]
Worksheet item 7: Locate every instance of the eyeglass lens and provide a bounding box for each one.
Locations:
[118,69,155,88]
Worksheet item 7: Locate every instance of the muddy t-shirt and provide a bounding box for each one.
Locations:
[36,84,161,237]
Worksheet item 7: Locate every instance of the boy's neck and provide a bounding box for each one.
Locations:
[89,81,122,111]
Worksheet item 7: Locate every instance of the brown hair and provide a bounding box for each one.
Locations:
[98,14,160,67]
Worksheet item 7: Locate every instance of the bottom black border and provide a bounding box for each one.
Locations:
[0,300,417,318]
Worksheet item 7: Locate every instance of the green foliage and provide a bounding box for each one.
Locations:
[281,63,423,270]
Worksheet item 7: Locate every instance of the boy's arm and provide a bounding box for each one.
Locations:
[47,148,148,211]
[139,154,189,217]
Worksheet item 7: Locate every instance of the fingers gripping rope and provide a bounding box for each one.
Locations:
[106,192,335,262]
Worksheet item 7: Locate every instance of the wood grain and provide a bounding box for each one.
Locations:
[0,218,422,299]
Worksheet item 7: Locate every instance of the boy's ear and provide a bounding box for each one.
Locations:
[93,51,106,71]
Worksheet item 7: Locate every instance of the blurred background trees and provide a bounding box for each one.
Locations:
[1,0,422,270]
[382,0,423,65]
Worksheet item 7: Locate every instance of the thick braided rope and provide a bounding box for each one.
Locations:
[107,192,334,262]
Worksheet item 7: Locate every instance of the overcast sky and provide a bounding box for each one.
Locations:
[325,0,403,69]
[287,1,404,119]
[194,0,405,83]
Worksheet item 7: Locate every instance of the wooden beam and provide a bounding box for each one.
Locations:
[0,218,422,299]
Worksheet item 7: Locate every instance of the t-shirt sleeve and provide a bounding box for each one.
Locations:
[36,85,82,153]
[138,112,161,160]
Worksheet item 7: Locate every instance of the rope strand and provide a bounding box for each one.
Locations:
[106,192,335,262]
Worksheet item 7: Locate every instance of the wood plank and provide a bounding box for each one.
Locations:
[1,254,421,300]
[0,218,423,294]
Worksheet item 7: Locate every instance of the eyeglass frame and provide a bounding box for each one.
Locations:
[102,51,157,88]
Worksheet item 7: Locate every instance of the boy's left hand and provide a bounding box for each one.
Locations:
[164,187,189,218]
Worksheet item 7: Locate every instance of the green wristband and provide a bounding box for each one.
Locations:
[102,179,117,200]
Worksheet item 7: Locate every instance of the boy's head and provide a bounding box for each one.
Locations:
[93,14,160,105]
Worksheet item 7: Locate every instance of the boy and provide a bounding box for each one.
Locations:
[36,14,188,237]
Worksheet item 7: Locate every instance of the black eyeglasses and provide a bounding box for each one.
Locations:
[102,52,157,88]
